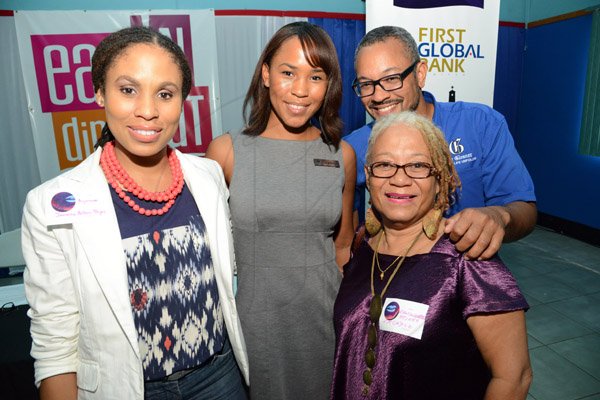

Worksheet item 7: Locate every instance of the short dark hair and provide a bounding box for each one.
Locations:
[93,26,191,148]
[242,22,343,149]
[355,25,420,67]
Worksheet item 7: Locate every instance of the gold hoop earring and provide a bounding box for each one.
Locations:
[365,204,382,236]
[422,208,442,240]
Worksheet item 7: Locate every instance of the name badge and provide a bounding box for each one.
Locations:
[313,159,340,168]
[379,297,429,340]
[46,190,109,225]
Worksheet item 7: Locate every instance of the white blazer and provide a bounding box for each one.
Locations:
[22,148,249,400]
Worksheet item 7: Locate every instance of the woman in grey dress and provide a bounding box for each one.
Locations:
[207,22,355,399]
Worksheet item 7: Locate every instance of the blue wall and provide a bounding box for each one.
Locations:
[494,25,526,135]
[517,14,600,229]
[311,18,366,135]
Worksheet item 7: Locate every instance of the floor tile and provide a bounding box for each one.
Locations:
[563,254,600,268]
[528,334,543,349]
[501,251,557,272]
[528,347,600,400]
[518,275,581,303]
[526,304,592,344]
[499,246,531,264]
[517,229,600,269]
[549,334,600,381]
[522,291,543,306]
[522,228,579,248]
[547,267,600,295]
[502,240,551,258]
[528,258,579,275]
[500,239,533,252]
[579,394,600,399]
[508,263,541,280]
[549,294,600,332]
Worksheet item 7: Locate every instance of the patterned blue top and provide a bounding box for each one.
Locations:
[111,184,224,381]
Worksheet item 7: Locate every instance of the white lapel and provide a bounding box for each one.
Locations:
[63,148,140,358]
[178,152,233,285]
[178,152,219,243]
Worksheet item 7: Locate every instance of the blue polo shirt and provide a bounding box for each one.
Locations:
[344,91,536,222]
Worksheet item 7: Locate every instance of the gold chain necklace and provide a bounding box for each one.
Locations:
[362,229,423,396]
[375,241,403,280]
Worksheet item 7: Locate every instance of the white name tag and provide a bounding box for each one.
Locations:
[379,297,429,340]
[46,190,109,225]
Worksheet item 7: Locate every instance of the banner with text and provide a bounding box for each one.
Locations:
[366,0,500,105]
[15,10,220,182]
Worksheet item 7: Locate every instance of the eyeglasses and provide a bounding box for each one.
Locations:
[362,294,382,395]
[352,61,419,97]
[368,161,436,179]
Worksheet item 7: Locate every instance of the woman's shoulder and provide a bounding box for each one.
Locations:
[205,133,233,157]
[209,132,234,145]
[429,234,464,258]
[340,139,355,153]
[432,234,514,280]
[204,133,236,184]
[179,151,221,173]
[340,140,356,162]
[177,151,220,177]
[23,151,104,219]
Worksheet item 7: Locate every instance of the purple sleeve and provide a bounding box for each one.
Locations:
[458,256,529,319]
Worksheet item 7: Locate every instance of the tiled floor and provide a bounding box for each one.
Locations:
[500,227,600,400]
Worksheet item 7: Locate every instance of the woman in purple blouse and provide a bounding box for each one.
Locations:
[331,111,532,400]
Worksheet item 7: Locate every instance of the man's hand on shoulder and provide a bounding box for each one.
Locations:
[444,206,510,260]
[444,201,537,260]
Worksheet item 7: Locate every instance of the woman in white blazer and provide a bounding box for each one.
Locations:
[22,26,248,400]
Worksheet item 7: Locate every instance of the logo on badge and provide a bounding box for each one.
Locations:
[51,192,76,212]
[384,301,400,320]
[449,138,465,155]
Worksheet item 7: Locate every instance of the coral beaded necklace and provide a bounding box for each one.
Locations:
[100,141,184,216]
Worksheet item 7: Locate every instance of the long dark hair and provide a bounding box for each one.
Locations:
[92,26,192,149]
[242,22,343,149]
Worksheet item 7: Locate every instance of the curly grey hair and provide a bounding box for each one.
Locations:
[366,111,461,212]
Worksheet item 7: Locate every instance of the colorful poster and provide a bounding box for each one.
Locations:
[367,0,500,106]
[15,10,220,182]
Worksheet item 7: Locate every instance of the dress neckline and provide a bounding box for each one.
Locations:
[364,233,448,259]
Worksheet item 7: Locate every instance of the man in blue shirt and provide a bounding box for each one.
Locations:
[345,26,537,260]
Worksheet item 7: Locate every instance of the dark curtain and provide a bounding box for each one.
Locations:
[309,18,367,137]
[494,25,526,138]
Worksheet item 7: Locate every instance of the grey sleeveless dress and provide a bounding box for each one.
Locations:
[230,133,344,400]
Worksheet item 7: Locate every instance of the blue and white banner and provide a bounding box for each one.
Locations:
[367,0,500,106]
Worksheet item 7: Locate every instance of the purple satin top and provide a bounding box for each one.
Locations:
[331,235,528,400]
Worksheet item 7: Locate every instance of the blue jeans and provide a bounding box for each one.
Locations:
[144,338,247,400]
